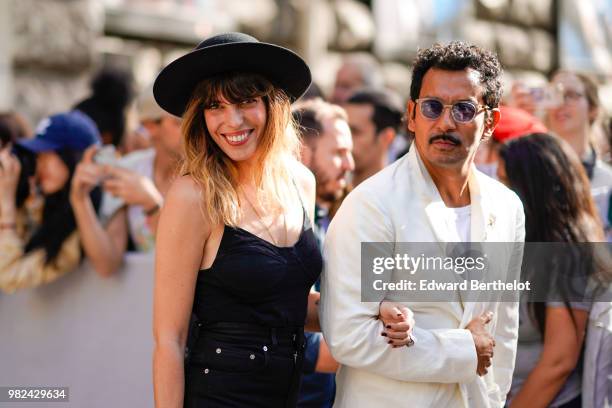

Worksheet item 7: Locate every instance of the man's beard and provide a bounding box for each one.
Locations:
[312,162,344,203]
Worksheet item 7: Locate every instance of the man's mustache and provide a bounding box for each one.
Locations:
[429,134,461,146]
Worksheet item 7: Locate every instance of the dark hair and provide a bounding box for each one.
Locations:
[347,88,403,134]
[291,98,347,147]
[410,41,503,109]
[0,112,31,147]
[300,81,325,102]
[500,133,601,242]
[499,133,604,335]
[11,144,37,209]
[292,108,323,142]
[74,67,134,147]
[24,149,102,264]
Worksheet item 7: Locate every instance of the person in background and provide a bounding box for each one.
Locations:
[70,85,183,277]
[0,111,31,148]
[74,67,134,149]
[498,133,604,408]
[293,98,354,243]
[293,97,413,408]
[292,98,351,408]
[508,79,548,118]
[331,53,384,104]
[344,88,403,187]
[0,111,102,293]
[546,70,612,240]
[474,106,547,180]
[99,85,183,251]
[121,105,153,154]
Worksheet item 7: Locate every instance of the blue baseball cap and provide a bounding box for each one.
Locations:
[17,110,101,153]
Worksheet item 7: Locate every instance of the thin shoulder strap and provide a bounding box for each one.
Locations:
[290,177,312,231]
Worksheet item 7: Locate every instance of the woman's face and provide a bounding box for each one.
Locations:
[203,95,267,163]
[547,72,593,137]
[36,151,69,194]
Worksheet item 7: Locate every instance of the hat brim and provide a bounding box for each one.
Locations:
[16,137,60,153]
[153,42,312,117]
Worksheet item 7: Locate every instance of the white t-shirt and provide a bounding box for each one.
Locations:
[100,148,156,252]
[442,205,471,242]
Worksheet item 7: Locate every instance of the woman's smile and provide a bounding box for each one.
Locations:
[221,128,254,146]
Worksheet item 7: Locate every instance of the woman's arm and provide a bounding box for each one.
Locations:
[0,229,81,293]
[293,161,321,331]
[305,291,321,332]
[153,176,209,408]
[102,165,164,236]
[378,300,416,347]
[70,147,128,277]
[509,306,588,408]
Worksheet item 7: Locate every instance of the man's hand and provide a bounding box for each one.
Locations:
[466,311,495,376]
[102,166,163,210]
[379,300,416,347]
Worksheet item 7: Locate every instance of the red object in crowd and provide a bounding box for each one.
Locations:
[493,106,547,143]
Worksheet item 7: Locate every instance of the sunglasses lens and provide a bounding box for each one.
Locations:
[420,100,444,119]
[452,102,477,122]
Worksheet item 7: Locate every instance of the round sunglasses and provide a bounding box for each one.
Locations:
[416,98,489,123]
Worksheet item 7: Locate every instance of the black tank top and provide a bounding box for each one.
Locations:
[193,196,323,328]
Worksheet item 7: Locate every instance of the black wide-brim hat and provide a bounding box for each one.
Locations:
[153,32,312,117]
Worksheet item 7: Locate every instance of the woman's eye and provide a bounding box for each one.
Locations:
[241,99,256,105]
[206,103,219,110]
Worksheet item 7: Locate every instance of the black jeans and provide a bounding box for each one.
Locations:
[184,322,305,408]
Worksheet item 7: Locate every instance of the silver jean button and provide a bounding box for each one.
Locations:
[204,368,209,374]
[263,346,268,351]
[250,354,255,360]
[216,348,222,354]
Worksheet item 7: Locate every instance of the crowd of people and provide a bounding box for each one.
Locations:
[1,32,611,408]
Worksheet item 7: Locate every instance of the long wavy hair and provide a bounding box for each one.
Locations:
[180,72,300,226]
[499,133,605,335]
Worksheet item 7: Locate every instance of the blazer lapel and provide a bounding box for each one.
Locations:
[462,169,499,325]
[408,148,501,323]
[409,147,452,244]
[469,169,497,242]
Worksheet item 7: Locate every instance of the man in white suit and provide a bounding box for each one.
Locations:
[320,42,525,407]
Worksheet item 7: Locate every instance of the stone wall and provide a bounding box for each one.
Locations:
[9,0,607,126]
[9,0,104,127]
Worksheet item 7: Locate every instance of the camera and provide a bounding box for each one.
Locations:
[528,84,563,109]
[10,144,37,208]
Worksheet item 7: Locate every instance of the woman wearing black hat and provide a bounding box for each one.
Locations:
[151,33,322,408]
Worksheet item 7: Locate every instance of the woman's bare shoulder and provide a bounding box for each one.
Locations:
[162,175,208,225]
[166,175,203,206]
[159,175,210,241]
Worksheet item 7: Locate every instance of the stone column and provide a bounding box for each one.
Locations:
[11,0,104,125]
[0,0,14,111]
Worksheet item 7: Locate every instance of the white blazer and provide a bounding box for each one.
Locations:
[320,146,525,408]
